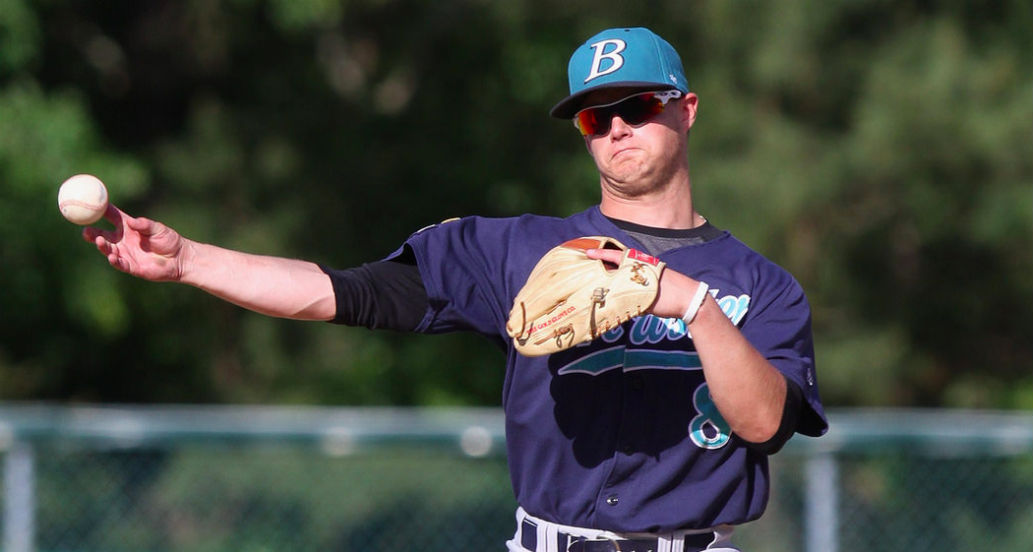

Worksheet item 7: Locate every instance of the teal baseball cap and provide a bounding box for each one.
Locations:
[550,27,689,119]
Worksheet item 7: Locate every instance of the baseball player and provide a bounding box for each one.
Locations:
[84,27,827,552]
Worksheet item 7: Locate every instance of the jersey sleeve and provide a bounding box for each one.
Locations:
[740,269,828,437]
[386,217,513,345]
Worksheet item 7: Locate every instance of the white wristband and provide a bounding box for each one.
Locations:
[681,281,710,325]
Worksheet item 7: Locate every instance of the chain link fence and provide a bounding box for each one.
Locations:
[1,405,1030,552]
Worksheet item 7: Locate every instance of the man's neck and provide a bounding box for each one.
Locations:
[598,176,702,229]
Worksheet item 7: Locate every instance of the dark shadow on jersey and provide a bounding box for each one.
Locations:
[546,346,705,468]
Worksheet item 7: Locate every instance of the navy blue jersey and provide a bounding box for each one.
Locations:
[392,206,827,533]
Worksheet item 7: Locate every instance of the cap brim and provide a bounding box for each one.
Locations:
[549,82,679,119]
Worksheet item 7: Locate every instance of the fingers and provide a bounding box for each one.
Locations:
[88,233,129,273]
[90,232,116,261]
[585,248,622,263]
[83,204,131,272]
[84,204,126,243]
[99,204,161,235]
[101,202,122,225]
[586,247,624,270]
[105,242,124,271]
[107,205,157,236]
[125,213,159,234]
[83,205,163,243]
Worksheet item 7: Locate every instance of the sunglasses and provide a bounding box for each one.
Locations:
[574,90,683,137]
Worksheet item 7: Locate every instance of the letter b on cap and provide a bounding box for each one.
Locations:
[584,39,626,83]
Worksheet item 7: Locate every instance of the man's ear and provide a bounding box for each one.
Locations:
[681,93,699,131]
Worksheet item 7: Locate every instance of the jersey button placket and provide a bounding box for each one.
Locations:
[617,369,643,455]
[599,350,635,516]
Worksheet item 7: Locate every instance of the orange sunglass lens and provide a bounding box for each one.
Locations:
[576,110,599,136]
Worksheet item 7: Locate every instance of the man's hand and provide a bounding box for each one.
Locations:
[585,246,695,319]
[83,204,191,282]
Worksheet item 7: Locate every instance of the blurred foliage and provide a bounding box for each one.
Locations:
[1,0,1030,409]
[35,445,515,550]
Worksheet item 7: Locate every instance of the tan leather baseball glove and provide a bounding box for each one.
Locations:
[506,236,665,357]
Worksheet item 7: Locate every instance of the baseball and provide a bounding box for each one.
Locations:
[58,174,109,225]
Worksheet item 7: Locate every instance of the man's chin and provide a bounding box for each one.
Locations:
[601,177,664,199]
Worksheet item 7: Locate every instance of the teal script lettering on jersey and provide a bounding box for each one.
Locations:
[557,291,750,377]
[557,347,703,376]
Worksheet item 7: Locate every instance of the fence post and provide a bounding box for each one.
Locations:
[3,440,35,552]
[804,450,838,552]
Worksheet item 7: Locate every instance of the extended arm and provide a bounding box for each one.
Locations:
[84,205,336,321]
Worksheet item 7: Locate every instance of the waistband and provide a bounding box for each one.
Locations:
[508,507,735,552]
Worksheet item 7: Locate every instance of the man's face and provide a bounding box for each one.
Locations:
[579,90,697,198]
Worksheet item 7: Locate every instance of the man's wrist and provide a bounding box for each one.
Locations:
[176,240,203,285]
[681,280,709,325]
